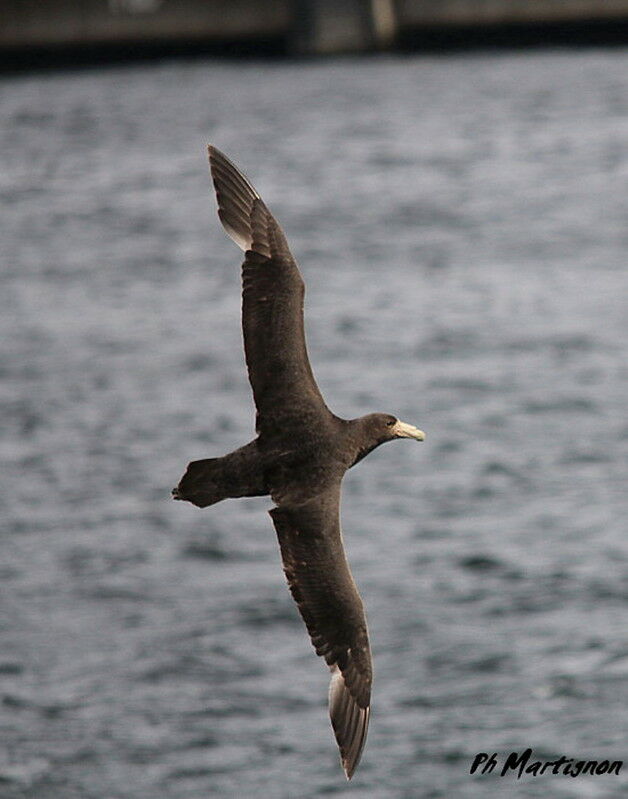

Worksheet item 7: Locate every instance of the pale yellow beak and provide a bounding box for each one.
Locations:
[392,420,425,441]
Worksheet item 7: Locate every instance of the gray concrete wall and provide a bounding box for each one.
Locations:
[398,0,628,26]
[0,0,291,47]
[2,0,628,54]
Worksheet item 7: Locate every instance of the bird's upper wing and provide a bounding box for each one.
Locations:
[208,145,330,436]
[269,486,372,779]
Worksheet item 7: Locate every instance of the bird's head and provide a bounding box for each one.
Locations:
[377,413,425,443]
[351,413,425,465]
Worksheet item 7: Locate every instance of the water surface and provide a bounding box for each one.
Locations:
[1,49,628,798]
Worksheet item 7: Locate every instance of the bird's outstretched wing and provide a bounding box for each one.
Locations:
[208,145,330,437]
[269,487,372,779]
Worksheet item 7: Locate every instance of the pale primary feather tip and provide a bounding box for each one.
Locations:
[328,665,370,780]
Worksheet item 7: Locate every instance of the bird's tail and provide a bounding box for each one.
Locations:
[172,458,227,508]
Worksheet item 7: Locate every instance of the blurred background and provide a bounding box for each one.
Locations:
[1,2,628,797]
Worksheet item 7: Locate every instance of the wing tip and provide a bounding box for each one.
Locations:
[329,665,370,780]
[206,144,294,266]
[206,143,261,253]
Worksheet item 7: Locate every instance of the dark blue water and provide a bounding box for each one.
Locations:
[1,50,627,798]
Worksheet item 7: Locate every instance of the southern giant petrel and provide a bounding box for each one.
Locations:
[173,146,425,779]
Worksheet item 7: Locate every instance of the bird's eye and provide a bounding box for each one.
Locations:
[386,419,396,427]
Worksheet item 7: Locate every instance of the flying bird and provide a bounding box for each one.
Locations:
[173,146,425,779]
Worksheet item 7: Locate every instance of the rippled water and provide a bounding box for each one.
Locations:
[1,49,628,798]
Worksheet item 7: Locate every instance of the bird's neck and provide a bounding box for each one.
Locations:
[341,417,383,469]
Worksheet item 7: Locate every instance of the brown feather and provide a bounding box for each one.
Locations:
[208,145,331,438]
[269,487,372,779]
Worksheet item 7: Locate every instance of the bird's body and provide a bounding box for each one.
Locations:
[173,146,425,779]
[177,413,406,508]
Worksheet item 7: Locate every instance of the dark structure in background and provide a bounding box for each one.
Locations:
[2,0,628,68]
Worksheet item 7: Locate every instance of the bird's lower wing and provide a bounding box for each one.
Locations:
[269,488,372,779]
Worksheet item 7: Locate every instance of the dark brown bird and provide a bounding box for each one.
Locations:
[173,146,425,779]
